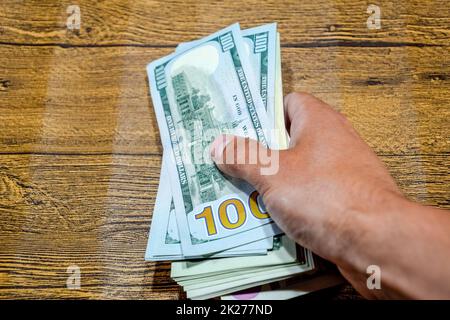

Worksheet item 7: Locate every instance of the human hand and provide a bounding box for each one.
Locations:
[209,92,406,298]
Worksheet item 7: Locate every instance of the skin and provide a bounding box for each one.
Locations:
[210,92,450,299]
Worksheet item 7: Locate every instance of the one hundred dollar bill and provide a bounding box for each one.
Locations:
[185,258,314,300]
[179,248,314,300]
[170,38,314,297]
[145,157,273,261]
[221,273,344,300]
[241,23,277,125]
[274,32,289,149]
[145,23,316,299]
[177,23,276,115]
[147,23,281,256]
[147,24,280,260]
[171,235,300,278]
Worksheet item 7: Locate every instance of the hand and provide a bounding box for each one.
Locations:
[210,92,450,299]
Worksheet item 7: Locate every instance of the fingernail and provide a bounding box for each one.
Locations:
[210,135,233,161]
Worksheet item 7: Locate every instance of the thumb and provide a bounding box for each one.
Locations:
[209,134,280,192]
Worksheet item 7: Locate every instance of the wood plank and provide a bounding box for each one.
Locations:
[382,155,450,208]
[0,0,448,46]
[0,0,447,301]
[0,153,447,298]
[0,45,448,155]
[0,154,182,299]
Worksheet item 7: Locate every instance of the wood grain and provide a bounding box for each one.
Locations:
[1,46,448,155]
[0,154,182,299]
[0,0,448,299]
[0,153,447,299]
[0,0,449,46]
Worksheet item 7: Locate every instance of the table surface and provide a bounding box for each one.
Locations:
[0,0,448,299]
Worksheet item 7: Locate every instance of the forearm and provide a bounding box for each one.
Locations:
[336,193,450,299]
[212,92,450,299]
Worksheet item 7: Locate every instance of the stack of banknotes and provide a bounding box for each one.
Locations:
[145,23,342,299]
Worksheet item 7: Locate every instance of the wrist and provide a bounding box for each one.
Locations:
[329,188,408,274]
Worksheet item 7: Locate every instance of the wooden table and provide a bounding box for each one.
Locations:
[0,0,448,299]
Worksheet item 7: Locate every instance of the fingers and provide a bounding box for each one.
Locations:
[210,134,280,194]
[283,92,330,146]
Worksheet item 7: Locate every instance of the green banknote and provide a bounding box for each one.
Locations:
[169,31,315,300]
[274,32,289,149]
[146,24,279,260]
[221,273,344,300]
[178,23,277,114]
[145,157,273,261]
[186,260,314,300]
[171,236,297,278]
[241,24,277,123]
[145,23,316,299]
[147,23,281,257]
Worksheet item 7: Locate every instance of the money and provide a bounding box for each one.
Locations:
[146,24,280,260]
[171,236,299,278]
[242,24,277,124]
[274,32,289,149]
[147,23,281,257]
[221,273,344,300]
[145,156,273,261]
[177,23,277,115]
[171,237,315,300]
[145,23,337,300]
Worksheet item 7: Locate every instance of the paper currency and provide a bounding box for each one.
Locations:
[177,23,277,116]
[171,236,297,277]
[146,24,280,260]
[145,156,273,261]
[242,24,277,125]
[274,32,289,149]
[184,253,314,300]
[147,23,281,257]
[221,273,344,300]
[144,22,339,300]
[172,241,315,300]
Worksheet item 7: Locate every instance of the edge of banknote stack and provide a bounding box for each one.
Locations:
[145,23,343,300]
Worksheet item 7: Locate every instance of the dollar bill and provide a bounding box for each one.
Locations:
[172,240,315,300]
[180,264,302,289]
[171,235,298,278]
[145,22,319,300]
[221,273,344,300]
[241,23,277,124]
[168,31,315,300]
[145,157,273,261]
[177,23,277,116]
[147,24,280,260]
[183,257,315,300]
[186,261,314,300]
[147,23,281,256]
[274,32,289,149]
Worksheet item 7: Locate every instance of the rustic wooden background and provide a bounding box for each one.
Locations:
[0,0,448,299]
